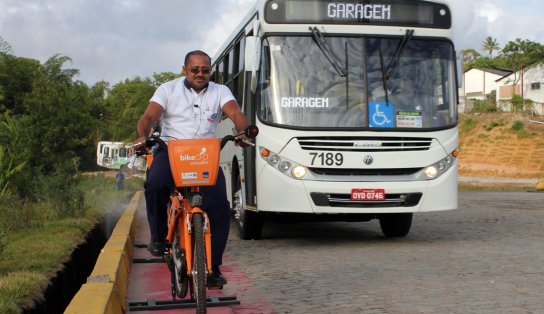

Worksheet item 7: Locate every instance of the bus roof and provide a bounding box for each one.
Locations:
[212,0,453,64]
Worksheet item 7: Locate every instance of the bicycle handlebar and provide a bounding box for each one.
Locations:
[127,125,259,169]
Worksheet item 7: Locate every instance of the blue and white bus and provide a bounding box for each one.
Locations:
[213,0,459,239]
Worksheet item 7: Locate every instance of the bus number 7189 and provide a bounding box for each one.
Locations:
[310,152,344,166]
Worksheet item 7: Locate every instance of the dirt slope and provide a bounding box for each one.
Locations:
[458,113,544,179]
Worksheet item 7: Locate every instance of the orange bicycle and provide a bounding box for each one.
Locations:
[132,126,258,313]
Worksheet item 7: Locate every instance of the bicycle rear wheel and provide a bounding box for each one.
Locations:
[191,212,207,313]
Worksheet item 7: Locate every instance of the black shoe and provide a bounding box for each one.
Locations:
[207,267,227,289]
[147,240,165,257]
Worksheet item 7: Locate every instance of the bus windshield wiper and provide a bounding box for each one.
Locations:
[310,26,348,77]
[384,29,414,80]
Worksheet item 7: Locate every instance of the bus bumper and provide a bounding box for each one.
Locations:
[256,164,458,214]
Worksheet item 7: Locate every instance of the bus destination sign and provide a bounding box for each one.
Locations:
[265,0,451,29]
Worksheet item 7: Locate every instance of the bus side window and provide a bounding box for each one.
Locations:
[259,42,271,91]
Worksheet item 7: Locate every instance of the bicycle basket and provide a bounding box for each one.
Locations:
[167,138,220,187]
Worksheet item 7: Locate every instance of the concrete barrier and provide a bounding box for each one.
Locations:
[64,191,142,313]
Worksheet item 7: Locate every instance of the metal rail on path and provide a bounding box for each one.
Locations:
[129,243,240,311]
[128,296,240,311]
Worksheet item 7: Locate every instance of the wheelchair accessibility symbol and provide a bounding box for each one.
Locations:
[369,102,394,128]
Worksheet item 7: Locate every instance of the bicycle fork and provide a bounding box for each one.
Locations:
[184,206,213,276]
[166,192,213,278]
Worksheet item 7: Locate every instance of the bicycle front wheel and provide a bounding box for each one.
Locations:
[191,212,207,313]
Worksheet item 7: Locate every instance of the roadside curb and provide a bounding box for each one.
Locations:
[64,191,141,314]
[458,176,539,185]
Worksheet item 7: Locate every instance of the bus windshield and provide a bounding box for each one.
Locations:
[258,35,457,130]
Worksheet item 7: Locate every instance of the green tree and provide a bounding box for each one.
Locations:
[102,77,155,141]
[152,71,182,86]
[0,114,26,197]
[471,56,496,70]
[461,49,481,71]
[0,36,12,55]
[481,36,500,57]
[501,38,544,92]
[6,55,98,199]
[0,38,41,115]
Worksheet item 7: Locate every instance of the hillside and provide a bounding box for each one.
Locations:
[458,113,544,179]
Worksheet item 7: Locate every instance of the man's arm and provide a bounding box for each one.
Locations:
[135,102,164,143]
[222,99,248,133]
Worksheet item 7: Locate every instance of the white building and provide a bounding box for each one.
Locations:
[458,68,512,113]
[496,62,544,115]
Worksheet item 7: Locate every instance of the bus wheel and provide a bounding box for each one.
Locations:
[238,208,263,240]
[232,169,263,240]
[379,213,413,237]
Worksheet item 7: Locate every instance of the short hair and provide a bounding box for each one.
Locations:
[184,50,211,66]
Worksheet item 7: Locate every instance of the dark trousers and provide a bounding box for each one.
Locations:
[144,149,231,267]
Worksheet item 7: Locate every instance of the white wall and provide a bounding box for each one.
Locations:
[462,69,504,99]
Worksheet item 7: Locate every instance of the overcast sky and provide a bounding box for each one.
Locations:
[1,0,543,85]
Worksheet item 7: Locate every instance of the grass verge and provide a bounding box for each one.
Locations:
[0,172,143,314]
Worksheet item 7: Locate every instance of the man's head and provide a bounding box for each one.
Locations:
[183,50,212,92]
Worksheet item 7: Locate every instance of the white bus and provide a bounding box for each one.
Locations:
[214,0,459,239]
[97,141,146,171]
[97,141,132,169]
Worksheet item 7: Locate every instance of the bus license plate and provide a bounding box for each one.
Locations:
[351,189,385,201]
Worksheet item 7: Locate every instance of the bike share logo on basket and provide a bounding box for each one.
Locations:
[180,147,210,180]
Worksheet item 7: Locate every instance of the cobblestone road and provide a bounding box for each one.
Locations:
[224,190,544,314]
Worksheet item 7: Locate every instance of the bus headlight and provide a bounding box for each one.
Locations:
[259,146,308,180]
[423,165,438,179]
[422,149,458,180]
[292,165,307,179]
[268,154,280,166]
[279,161,291,172]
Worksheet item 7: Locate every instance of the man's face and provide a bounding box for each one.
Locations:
[183,54,211,92]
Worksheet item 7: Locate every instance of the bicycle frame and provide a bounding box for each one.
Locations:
[164,137,221,305]
[165,187,212,277]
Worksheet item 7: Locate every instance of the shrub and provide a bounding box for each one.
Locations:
[0,227,5,261]
[461,117,477,133]
[516,129,532,138]
[30,174,88,219]
[0,194,34,232]
[484,119,504,131]
[471,99,498,113]
[511,120,524,131]
[511,95,525,112]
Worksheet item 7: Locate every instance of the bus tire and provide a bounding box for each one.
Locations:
[379,213,413,237]
[231,164,263,240]
[238,208,263,240]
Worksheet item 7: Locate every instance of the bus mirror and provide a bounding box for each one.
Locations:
[245,36,261,93]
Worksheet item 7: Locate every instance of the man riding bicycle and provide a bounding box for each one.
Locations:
[134,50,249,288]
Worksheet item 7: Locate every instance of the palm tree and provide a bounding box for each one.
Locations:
[481,36,500,57]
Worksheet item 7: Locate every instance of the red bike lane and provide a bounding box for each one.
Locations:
[126,201,276,314]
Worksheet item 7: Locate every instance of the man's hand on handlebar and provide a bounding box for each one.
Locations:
[235,134,251,148]
[235,125,259,147]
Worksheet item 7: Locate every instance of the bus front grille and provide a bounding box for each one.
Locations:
[309,167,422,176]
[297,136,433,152]
[310,192,422,208]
